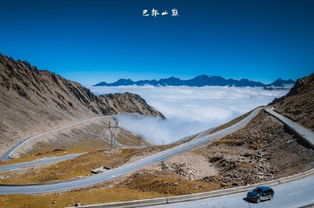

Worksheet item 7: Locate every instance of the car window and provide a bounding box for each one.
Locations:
[255,188,263,193]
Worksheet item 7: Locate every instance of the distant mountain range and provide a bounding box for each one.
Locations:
[94,75,295,88]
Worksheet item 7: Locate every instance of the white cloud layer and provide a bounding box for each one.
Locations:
[89,86,288,145]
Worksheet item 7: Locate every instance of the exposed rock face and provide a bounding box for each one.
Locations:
[271,73,314,131]
[0,54,164,153]
[99,93,165,119]
[161,161,198,180]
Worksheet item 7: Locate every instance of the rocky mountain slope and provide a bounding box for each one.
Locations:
[94,74,294,87]
[271,73,314,131]
[0,54,164,154]
[99,93,165,118]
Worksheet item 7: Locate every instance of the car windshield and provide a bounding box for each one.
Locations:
[253,188,263,193]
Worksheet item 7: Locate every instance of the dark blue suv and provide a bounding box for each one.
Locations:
[247,186,274,203]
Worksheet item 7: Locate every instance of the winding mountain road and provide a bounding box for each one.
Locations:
[0,107,262,194]
[0,153,83,172]
[1,116,109,161]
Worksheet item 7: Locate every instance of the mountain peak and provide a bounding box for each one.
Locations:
[268,78,295,87]
[195,74,209,78]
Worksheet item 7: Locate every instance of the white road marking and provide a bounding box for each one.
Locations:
[8,168,20,172]
[288,190,302,196]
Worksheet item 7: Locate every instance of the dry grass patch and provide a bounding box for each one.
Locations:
[249,141,265,149]
[0,151,69,166]
[0,148,140,184]
[30,139,109,156]
[0,140,108,166]
[124,172,220,196]
[116,129,149,147]
[0,186,164,208]
[0,144,177,184]
[0,166,221,208]
[212,138,244,146]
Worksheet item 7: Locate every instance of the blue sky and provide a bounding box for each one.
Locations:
[0,0,313,85]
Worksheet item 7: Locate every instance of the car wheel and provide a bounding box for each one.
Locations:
[256,198,261,203]
[269,195,273,200]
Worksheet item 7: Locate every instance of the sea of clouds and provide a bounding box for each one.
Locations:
[89,86,288,145]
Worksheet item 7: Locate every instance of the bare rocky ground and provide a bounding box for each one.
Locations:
[138,152,218,180]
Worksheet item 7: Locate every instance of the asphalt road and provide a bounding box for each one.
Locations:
[265,108,314,148]
[149,174,314,208]
[0,153,83,172]
[0,107,262,194]
[1,116,109,161]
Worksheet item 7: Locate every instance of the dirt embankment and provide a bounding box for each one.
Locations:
[271,74,314,131]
